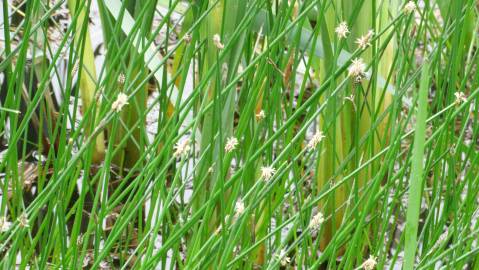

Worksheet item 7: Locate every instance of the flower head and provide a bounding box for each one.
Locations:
[183,33,192,44]
[361,255,377,270]
[404,1,416,14]
[0,217,12,232]
[276,249,291,266]
[335,22,350,39]
[454,92,467,105]
[309,212,324,232]
[118,73,125,85]
[261,166,276,181]
[355,30,374,50]
[112,93,129,112]
[99,261,111,270]
[225,137,239,153]
[213,34,224,49]
[307,130,325,149]
[174,138,191,158]
[71,61,80,76]
[348,58,367,82]
[234,199,245,216]
[17,213,29,228]
[256,110,266,121]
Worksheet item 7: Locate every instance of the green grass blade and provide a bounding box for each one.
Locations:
[404,60,430,270]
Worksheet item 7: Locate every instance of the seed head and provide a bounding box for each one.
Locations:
[348,58,367,82]
[71,61,80,76]
[355,30,374,50]
[225,136,239,153]
[256,110,266,121]
[234,199,245,216]
[276,249,291,266]
[361,255,377,270]
[404,1,416,14]
[183,33,192,44]
[335,22,350,39]
[309,212,324,232]
[0,217,12,232]
[99,261,111,269]
[261,166,276,181]
[112,93,129,112]
[118,73,126,85]
[454,92,467,105]
[77,234,84,245]
[17,213,30,228]
[307,130,325,149]
[174,139,191,158]
[213,34,224,49]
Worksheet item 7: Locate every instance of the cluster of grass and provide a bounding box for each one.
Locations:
[1,0,479,269]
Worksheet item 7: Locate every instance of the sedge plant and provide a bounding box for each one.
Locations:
[0,0,479,269]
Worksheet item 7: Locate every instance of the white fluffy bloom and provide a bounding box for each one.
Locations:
[355,30,374,49]
[404,1,416,14]
[213,34,224,49]
[183,33,192,43]
[361,255,377,270]
[112,93,129,112]
[234,199,245,216]
[261,166,276,181]
[256,110,266,121]
[118,73,125,85]
[276,249,291,266]
[99,260,111,270]
[174,139,191,158]
[307,130,325,149]
[335,22,350,39]
[225,137,239,153]
[309,212,324,232]
[71,61,80,76]
[0,217,12,232]
[18,213,30,228]
[454,92,467,105]
[348,58,367,82]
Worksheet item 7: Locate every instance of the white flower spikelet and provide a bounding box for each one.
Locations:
[174,139,191,158]
[309,212,324,232]
[112,93,129,112]
[183,33,192,44]
[261,166,276,181]
[213,34,224,49]
[355,30,374,50]
[348,58,367,82]
[308,130,325,149]
[71,61,80,76]
[18,213,30,228]
[118,73,126,85]
[234,199,245,217]
[0,217,12,232]
[335,22,350,39]
[454,92,467,105]
[256,110,266,121]
[99,260,111,270]
[361,255,377,270]
[276,249,291,266]
[404,1,416,14]
[225,137,239,153]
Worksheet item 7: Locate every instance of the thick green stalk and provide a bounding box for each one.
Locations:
[67,0,105,163]
[316,0,347,252]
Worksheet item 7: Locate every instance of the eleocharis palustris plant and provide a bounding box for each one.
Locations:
[1,0,479,269]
